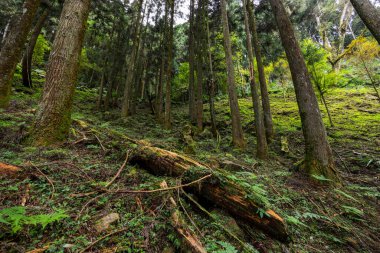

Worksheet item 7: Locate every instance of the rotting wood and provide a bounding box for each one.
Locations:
[160,181,207,253]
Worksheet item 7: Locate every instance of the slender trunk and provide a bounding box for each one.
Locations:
[156,1,169,122]
[195,0,206,131]
[206,19,217,138]
[32,0,91,146]
[269,0,339,182]
[220,0,246,148]
[22,8,49,88]
[338,1,353,54]
[349,0,380,44]
[360,58,380,102]
[243,0,268,159]
[188,0,197,123]
[0,0,41,108]
[164,0,175,129]
[121,0,144,117]
[97,72,105,109]
[247,0,274,142]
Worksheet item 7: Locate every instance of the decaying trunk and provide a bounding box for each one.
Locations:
[160,181,207,253]
[0,0,41,108]
[31,0,91,146]
[129,145,289,242]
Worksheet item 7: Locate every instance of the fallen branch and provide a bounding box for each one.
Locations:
[29,162,55,200]
[160,181,207,253]
[105,151,130,188]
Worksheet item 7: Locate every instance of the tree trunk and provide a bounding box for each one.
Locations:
[247,1,275,142]
[206,19,218,138]
[22,8,49,88]
[195,0,206,131]
[164,0,175,129]
[97,72,105,109]
[129,145,289,242]
[349,0,380,44]
[220,0,246,148]
[243,0,268,160]
[0,0,41,108]
[188,0,197,123]
[269,0,340,182]
[31,0,91,146]
[121,0,144,117]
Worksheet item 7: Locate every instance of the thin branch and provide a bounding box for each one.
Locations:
[105,151,130,188]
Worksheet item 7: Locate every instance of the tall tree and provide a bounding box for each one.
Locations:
[32,0,91,145]
[0,0,41,108]
[243,0,268,159]
[269,0,340,182]
[164,0,175,129]
[246,0,274,142]
[121,0,144,117]
[22,7,49,88]
[220,0,246,148]
[349,0,380,44]
[188,0,197,123]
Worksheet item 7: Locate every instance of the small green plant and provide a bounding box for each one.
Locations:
[341,205,364,217]
[0,206,68,234]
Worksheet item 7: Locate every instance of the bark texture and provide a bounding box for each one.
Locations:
[188,0,197,123]
[269,0,339,182]
[32,0,91,146]
[349,0,380,44]
[130,145,289,242]
[164,0,175,129]
[247,1,274,142]
[21,8,49,88]
[244,0,268,160]
[0,0,41,108]
[220,0,246,148]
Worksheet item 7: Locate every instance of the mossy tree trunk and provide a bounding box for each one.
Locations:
[188,0,197,124]
[164,0,175,129]
[247,0,275,142]
[269,0,340,182]
[0,0,41,108]
[349,0,380,45]
[22,8,49,88]
[220,0,246,148]
[121,0,144,118]
[31,0,91,146]
[243,0,268,160]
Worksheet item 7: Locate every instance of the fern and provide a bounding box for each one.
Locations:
[0,206,68,234]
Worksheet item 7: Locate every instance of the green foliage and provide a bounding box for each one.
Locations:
[172,62,190,100]
[311,174,332,182]
[341,205,364,218]
[33,34,51,65]
[285,215,308,228]
[0,206,68,234]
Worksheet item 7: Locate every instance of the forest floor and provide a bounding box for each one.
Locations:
[0,86,379,253]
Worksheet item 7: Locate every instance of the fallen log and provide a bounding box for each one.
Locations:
[130,145,290,242]
[160,181,207,253]
[0,162,21,178]
[74,121,290,242]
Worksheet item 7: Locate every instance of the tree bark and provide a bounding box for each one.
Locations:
[164,0,175,129]
[188,0,197,123]
[349,0,380,45]
[220,0,246,148]
[121,0,144,117]
[247,1,274,142]
[0,0,41,108]
[31,0,91,146]
[206,19,218,138]
[243,0,268,160]
[269,0,340,182]
[129,145,289,242]
[22,8,49,88]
